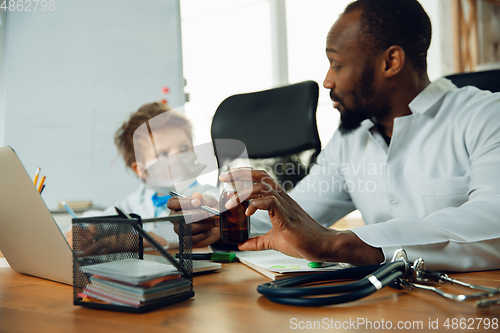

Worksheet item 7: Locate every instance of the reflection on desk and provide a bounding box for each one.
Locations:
[0,260,499,332]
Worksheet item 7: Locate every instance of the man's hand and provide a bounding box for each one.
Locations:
[65,224,97,250]
[67,224,167,255]
[167,192,220,247]
[221,168,384,266]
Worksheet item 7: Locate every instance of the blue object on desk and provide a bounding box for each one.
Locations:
[60,200,87,229]
[60,200,78,219]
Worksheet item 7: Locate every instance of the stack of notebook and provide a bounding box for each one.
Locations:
[79,258,191,308]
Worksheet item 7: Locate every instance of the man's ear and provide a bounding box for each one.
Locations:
[382,45,405,78]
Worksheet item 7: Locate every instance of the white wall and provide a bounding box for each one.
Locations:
[419,0,456,80]
[180,0,274,147]
[0,10,6,146]
[181,1,451,152]
[285,0,351,147]
[1,0,184,210]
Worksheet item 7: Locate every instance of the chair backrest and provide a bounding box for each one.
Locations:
[211,80,321,189]
[445,69,500,93]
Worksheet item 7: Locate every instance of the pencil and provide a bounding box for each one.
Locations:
[37,175,46,193]
[33,167,41,186]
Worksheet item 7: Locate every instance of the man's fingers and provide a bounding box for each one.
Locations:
[192,192,218,208]
[192,228,219,247]
[184,210,219,224]
[174,217,218,234]
[219,168,282,192]
[245,196,284,218]
[87,225,98,236]
[219,168,254,183]
[223,182,283,211]
[169,193,218,211]
[190,219,218,233]
[238,235,272,251]
[167,197,201,210]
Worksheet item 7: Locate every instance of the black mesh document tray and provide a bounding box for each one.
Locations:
[72,213,194,313]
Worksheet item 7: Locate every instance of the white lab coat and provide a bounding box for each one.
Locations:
[83,182,219,246]
[86,182,218,218]
[250,78,500,271]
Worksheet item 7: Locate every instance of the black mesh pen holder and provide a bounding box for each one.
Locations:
[73,213,193,313]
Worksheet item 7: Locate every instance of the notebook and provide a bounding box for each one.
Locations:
[0,146,220,285]
[236,250,351,280]
[80,258,180,285]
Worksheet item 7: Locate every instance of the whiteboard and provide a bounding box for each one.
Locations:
[1,0,184,210]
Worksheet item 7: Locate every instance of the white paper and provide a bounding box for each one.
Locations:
[236,250,349,273]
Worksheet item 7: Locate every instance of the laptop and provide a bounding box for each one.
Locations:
[0,146,73,284]
[0,146,220,286]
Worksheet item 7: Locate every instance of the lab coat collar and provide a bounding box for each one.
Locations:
[408,78,457,115]
[363,78,457,133]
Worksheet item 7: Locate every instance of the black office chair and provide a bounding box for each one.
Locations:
[445,69,500,93]
[211,80,321,191]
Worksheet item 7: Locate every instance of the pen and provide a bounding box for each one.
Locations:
[40,184,46,194]
[33,167,41,186]
[175,252,236,263]
[170,191,220,216]
[37,175,46,193]
[60,200,78,219]
[308,262,338,268]
[61,200,86,230]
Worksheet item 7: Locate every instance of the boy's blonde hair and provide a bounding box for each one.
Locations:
[114,102,193,169]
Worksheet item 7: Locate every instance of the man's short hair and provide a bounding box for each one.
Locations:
[344,0,432,75]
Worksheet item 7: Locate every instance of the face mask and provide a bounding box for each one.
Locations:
[140,151,206,194]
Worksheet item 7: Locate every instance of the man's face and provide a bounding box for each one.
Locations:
[323,10,382,135]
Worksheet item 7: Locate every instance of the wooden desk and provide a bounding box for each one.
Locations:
[1,216,499,332]
[0,262,499,332]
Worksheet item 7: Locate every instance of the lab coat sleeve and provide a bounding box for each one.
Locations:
[81,186,149,218]
[352,97,500,271]
[249,133,356,236]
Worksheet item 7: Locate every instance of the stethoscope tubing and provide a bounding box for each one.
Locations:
[265,271,403,307]
[257,261,407,306]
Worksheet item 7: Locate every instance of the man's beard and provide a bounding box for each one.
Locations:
[335,65,376,135]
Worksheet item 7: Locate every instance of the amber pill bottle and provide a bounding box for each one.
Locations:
[219,181,250,244]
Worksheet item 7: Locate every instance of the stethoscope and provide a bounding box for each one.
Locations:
[257,249,500,308]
